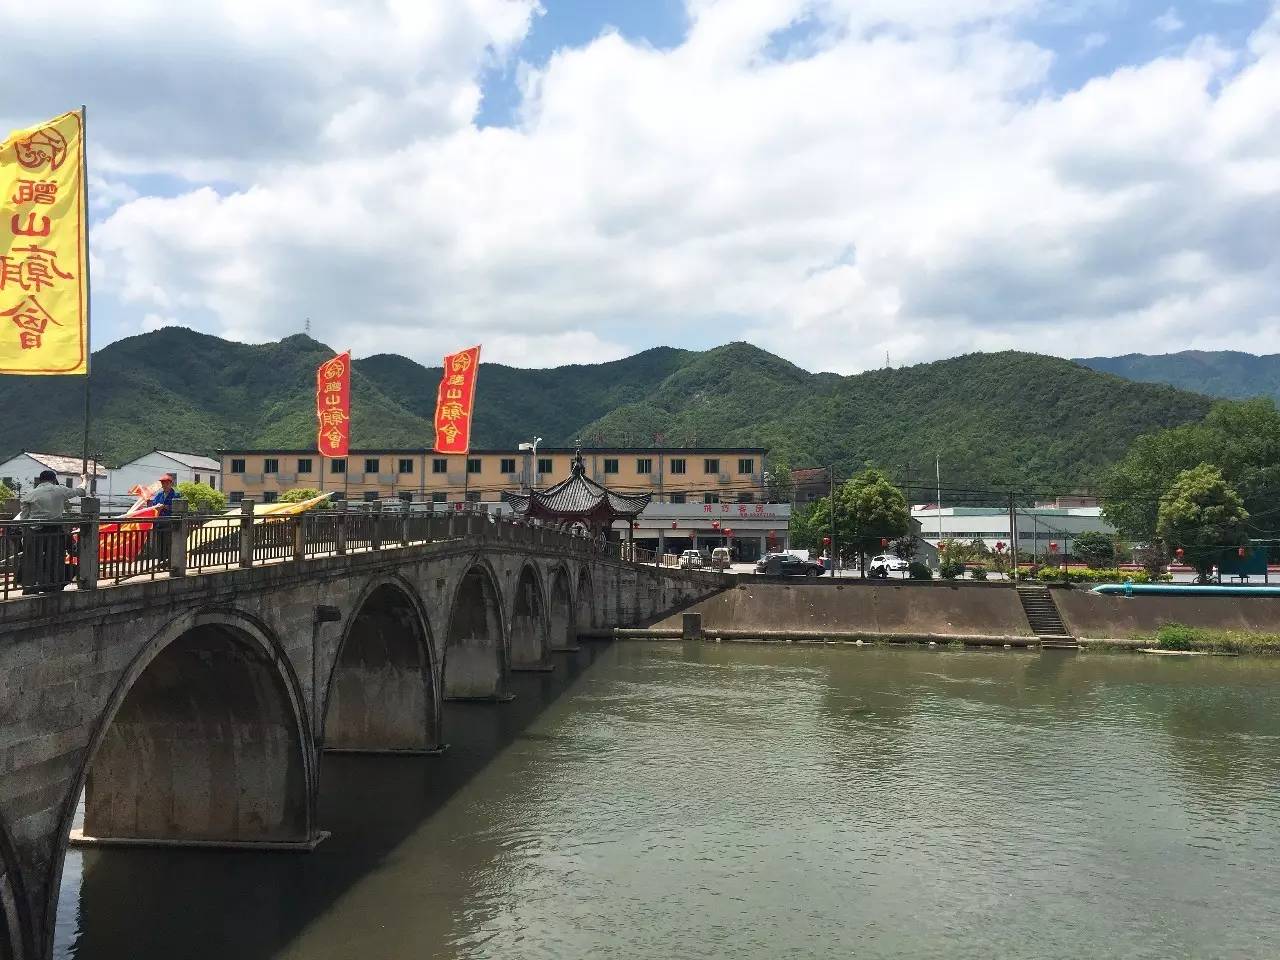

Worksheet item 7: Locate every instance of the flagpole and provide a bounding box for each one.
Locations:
[79,104,93,492]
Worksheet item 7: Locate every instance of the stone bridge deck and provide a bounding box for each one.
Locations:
[0,512,724,960]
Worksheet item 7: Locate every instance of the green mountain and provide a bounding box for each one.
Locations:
[0,328,1214,489]
[1076,351,1280,405]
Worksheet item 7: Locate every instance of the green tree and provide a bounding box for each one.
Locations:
[1104,398,1280,540]
[1155,464,1248,579]
[842,468,910,575]
[1074,530,1116,569]
[764,456,794,503]
[0,482,13,505]
[176,480,226,514]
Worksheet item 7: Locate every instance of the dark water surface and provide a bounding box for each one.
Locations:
[56,643,1280,959]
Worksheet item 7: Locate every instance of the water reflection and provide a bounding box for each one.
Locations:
[58,642,1280,960]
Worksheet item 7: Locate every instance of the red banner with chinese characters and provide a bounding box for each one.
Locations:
[316,351,351,458]
[433,345,481,454]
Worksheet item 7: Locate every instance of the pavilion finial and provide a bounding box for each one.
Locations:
[571,444,586,477]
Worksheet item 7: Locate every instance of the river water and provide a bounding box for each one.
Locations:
[56,642,1280,959]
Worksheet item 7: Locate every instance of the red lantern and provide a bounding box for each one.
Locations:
[671,521,678,529]
[1175,547,1185,560]
[1239,546,1247,558]
[1049,541,1058,553]
[823,536,831,546]
[880,537,888,548]
[711,520,720,530]
[995,541,1006,553]
[725,528,733,537]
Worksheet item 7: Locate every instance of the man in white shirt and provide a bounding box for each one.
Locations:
[17,469,87,595]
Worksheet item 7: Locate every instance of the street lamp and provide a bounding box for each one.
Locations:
[517,437,542,492]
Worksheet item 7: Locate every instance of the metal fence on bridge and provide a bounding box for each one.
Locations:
[0,498,674,601]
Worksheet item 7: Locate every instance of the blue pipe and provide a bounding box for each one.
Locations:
[1092,583,1280,597]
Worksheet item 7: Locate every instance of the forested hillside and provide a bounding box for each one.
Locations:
[0,328,1214,488]
[1077,351,1280,405]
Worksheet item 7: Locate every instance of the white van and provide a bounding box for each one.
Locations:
[710,547,732,570]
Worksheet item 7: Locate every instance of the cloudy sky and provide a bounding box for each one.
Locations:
[4,0,1277,373]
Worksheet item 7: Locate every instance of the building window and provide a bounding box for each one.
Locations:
[297,458,313,474]
[670,458,686,475]
[467,458,481,474]
[704,493,720,504]
[64,478,72,488]
[263,491,278,503]
[704,458,720,474]
[738,458,754,475]
[331,492,346,501]
[330,458,346,474]
[433,458,448,474]
[399,490,413,502]
[637,458,652,474]
[194,473,201,485]
[398,458,414,474]
[364,458,380,475]
[501,458,516,474]
[208,476,216,489]
[263,458,279,474]
[538,457,553,475]
[670,493,686,504]
[432,492,447,503]
[363,491,379,502]
[230,458,245,474]
[465,491,481,502]
[740,492,755,503]
[603,458,619,474]
[229,491,243,503]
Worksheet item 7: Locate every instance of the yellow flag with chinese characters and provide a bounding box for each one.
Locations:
[0,110,88,374]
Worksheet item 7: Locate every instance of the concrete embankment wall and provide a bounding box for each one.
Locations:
[1056,589,1280,638]
[649,581,1035,638]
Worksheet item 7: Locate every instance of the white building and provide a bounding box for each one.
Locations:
[111,450,222,496]
[632,501,792,561]
[0,451,108,494]
[912,505,1115,557]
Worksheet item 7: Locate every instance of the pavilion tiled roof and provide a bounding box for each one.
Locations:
[502,452,650,528]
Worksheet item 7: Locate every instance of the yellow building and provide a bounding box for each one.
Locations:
[218,446,768,506]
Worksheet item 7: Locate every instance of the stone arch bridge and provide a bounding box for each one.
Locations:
[0,514,722,960]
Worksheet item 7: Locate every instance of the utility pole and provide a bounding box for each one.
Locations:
[1008,491,1018,583]
[935,453,943,554]
[829,464,837,577]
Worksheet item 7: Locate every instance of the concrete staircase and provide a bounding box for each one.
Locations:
[1016,585,1077,648]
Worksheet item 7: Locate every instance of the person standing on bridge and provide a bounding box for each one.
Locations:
[16,470,88,595]
[147,473,179,567]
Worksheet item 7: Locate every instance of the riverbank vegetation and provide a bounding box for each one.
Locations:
[1143,623,1280,654]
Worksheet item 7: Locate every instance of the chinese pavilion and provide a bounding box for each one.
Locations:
[502,450,651,538]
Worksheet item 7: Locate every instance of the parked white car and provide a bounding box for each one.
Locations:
[679,549,704,569]
[868,554,909,577]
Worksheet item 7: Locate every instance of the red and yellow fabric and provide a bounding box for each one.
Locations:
[433,345,480,454]
[316,351,351,458]
[0,109,87,374]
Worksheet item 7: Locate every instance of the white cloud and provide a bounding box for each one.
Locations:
[56,0,1280,372]
[1153,6,1186,33]
[1081,31,1108,53]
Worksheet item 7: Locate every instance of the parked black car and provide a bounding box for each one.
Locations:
[756,553,824,577]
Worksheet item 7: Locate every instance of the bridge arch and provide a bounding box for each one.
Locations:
[509,563,551,669]
[442,558,508,700]
[322,576,439,753]
[45,608,316,956]
[547,564,577,651]
[577,567,595,631]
